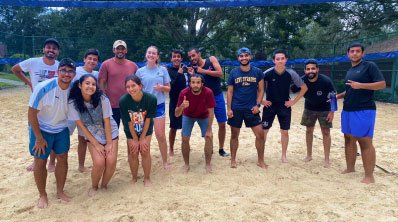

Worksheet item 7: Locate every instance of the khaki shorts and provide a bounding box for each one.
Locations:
[300,109,332,128]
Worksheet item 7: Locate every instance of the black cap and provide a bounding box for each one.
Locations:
[58,58,76,70]
[43,38,60,49]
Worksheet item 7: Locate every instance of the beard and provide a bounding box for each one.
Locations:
[239,60,250,66]
[307,72,318,80]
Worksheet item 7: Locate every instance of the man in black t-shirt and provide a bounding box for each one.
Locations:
[337,42,385,184]
[300,59,335,168]
[167,49,188,156]
[262,49,308,163]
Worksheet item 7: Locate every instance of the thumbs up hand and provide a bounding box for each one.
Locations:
[181,96,189,109]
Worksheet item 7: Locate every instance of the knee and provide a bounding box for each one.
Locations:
[281,130,289,137]
[56,154,68,165]
[322,129,331,137]
[94,159,106,169]
[182,137,190,143]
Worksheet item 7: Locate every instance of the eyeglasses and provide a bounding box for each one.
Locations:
[59,69,76,75]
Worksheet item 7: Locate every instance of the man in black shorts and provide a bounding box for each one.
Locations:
[227,48,266,168]
[299,59,336,167]
[262,49,308,163]
[167,49,188,156]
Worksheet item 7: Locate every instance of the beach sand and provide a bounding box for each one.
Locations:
[0,87,397,221]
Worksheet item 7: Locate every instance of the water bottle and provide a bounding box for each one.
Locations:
[328,92,338,112]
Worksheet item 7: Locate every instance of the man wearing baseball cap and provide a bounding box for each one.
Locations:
[28,58,76,208]
[12,38,61,172]
[227,47,266,168]
[99,40,138,127]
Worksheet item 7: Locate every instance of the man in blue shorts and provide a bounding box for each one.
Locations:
[227,48,266,169]
[299,59,336,167]
[175,74,215,173]
[187,48,229,157]
[167,49,188,156]
[262,49,308,163]
[337,42,385,184]
[28,58,76,208]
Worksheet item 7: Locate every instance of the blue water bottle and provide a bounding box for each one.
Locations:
[329,92,338,112]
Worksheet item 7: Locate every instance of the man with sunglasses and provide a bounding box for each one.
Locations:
[298,59,336,168]
[28,58,76,208]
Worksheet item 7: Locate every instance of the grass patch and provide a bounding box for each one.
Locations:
[0,82,15,89]
[0,72,21,81]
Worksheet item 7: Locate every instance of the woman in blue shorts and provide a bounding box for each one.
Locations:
[136,46,171,169]
[68,74,119,196]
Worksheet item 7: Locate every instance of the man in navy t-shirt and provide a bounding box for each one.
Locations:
[227,47,266,169]
[299,59,336,168]
[337,42,385,184]
[262,49,308,163]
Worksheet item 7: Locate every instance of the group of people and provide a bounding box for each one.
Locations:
[12,38,385,209]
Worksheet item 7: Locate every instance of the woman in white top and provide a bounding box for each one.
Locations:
[68,74,119,197]
[135,46,171,169]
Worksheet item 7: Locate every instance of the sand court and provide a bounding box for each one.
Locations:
[0,87,397,221]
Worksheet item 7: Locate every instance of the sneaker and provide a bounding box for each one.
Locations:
[219,149,230,157]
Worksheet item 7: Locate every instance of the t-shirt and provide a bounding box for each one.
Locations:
[29,78,70,133]
[227,66,264,110]
[19,57,59,90]
[119,92,157,139]
[343,61,385,111]
[136,65,171,105]
[177,87,215,119]
[68,95,119,144]
[98,58,138,108]
[302,74,335,112]
[168,65,188,108]
[263,67,304,103]
[196,58,222,96]
[73,66,99,82]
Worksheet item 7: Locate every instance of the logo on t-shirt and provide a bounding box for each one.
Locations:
[317,91,323,96]
[128,110,147,135]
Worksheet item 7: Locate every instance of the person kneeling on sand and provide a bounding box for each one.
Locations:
[175,74,215,173]
[28,58,76,208]
[68,74,119,196]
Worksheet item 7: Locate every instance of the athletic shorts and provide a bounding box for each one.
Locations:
[214,93,227,123]
[301,109,332,128]
[341,110,376,138]
[182,116,208,137]
[156,103,166,118]
[29,127,70,160]
[112,108,121,128]
[227,109,262,128]
[169,103,182,129]
[262,104,291,130]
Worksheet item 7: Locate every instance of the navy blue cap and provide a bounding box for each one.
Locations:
[43,38,60,49]
[58,58,76,70]
[236,47,251,56]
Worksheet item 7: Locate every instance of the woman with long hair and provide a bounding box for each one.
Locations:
[135,46,171,170]
[68,74,119,196]
[120,75,157,186]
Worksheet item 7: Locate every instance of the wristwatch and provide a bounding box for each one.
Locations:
[256,103,261,108]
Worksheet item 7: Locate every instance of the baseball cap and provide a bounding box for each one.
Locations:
[43,38,60,49]
[236,47,251,56]
[58,58,76,70]
[113,40,127,49]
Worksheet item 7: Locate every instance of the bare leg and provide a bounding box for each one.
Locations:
[78,135,89,172]
[281,129,289,163]
[181,136,190,172]
[342,134,357,174]
[47,151,56,172]
[27,160,35,172]
[304,126,314,162]
[218,122,228,156]
[33,158,48,208]
[230,127,240,168]
[55,153,71,202]
[252,125,266,168]
[141,136,152,186]
[87,143,105,196]
[204,134,213,173]
[169,128,177,157]
[357,137,375,184]
[321,127,331,168]
[101,139,119,189]
[128,142,139,184]
[154,117,170,169]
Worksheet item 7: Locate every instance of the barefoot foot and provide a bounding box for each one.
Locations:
[37,195,48,209]
[27,162,35,172]
[206,165,212,173]
[323,160,331,168]
[78,166,90,173]
[361,176,375,184]
[281,157,288,163]
[341,168,355,174]
[230,160,237,168]
[182,165,190,173]
[56,192,71,203]
[257,162,268,169]
[303,156,313,162]
[144,178,152,187]
[47,164,55,173]
[163,162,171,170]
[88,187,98,197]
